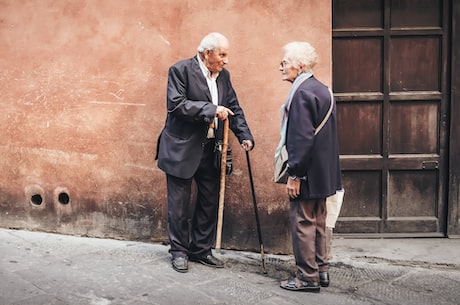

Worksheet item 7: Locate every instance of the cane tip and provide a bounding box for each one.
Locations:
[262,266,267,274]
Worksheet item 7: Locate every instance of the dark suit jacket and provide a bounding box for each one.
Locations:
[157,56,254,179]
[286,76,342,199]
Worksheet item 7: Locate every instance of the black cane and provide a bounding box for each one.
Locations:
[245,150,267,274]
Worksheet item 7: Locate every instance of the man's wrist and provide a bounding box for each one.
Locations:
[288,175,306,181]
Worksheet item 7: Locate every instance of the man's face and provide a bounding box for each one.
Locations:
[204,40,229,74]
[279,57,300,83]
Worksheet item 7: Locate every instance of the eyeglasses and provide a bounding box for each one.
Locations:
[280,60,291,68]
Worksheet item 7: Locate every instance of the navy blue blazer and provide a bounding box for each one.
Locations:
[286,76,342,199]
[157,56,254,179]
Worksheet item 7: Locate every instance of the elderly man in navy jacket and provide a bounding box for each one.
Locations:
[156,32,254,273]
[277,41,342,292]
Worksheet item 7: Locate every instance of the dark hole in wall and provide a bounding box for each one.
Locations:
[31,194,43,205]
[58,192,70,205]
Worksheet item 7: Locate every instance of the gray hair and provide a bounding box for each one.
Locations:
[197,32,228,53]
[282,41,319,72]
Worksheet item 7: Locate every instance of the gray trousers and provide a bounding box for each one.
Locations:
[290,198,329,282]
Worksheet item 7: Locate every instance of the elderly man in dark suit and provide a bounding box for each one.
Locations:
[156,32,254,273]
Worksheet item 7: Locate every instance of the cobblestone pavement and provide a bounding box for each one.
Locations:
[1,229,459,305]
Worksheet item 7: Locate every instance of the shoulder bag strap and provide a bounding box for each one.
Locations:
[314,88,334,135]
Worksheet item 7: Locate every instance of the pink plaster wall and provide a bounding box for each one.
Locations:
[0,0,331,253]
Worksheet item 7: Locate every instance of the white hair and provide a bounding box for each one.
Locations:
[197,32,228,53]
[282,41,319,71]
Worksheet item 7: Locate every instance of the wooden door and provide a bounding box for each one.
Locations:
[332,0,450,236]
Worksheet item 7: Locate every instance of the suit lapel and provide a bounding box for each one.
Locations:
[192,56,212,102]
[217,75,225,106]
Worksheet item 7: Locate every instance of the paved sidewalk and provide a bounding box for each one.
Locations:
[1,228,460,305]
[332,235,460,266]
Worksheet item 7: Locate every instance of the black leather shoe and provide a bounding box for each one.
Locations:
[190,254,224,268]
[319,272,329,287]
[172,257,188,273]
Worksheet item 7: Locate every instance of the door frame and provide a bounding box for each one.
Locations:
[447,0,460,237]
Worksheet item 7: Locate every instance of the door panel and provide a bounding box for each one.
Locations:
[333,0,449,236]
[390,37,441,91]
[333,0,383,28]
[337,102,382,154]
[389,102,439,154]
[388,170,438,216]
[333,38,383,92]
[390,0,441,27]
[341,171,382,218]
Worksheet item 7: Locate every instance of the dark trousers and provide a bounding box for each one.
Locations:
[166,141,220,259]
[290,198,328,282]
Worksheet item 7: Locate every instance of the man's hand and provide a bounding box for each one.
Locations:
[215,106,234,121]
[241,140,253,151]
[286,177,301,199]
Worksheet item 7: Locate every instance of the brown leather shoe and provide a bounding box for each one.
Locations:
[190,254,224,268]
[319,272,330,287]
[172,257,188,273]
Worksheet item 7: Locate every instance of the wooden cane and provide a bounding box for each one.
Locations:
[215,118,229,251]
